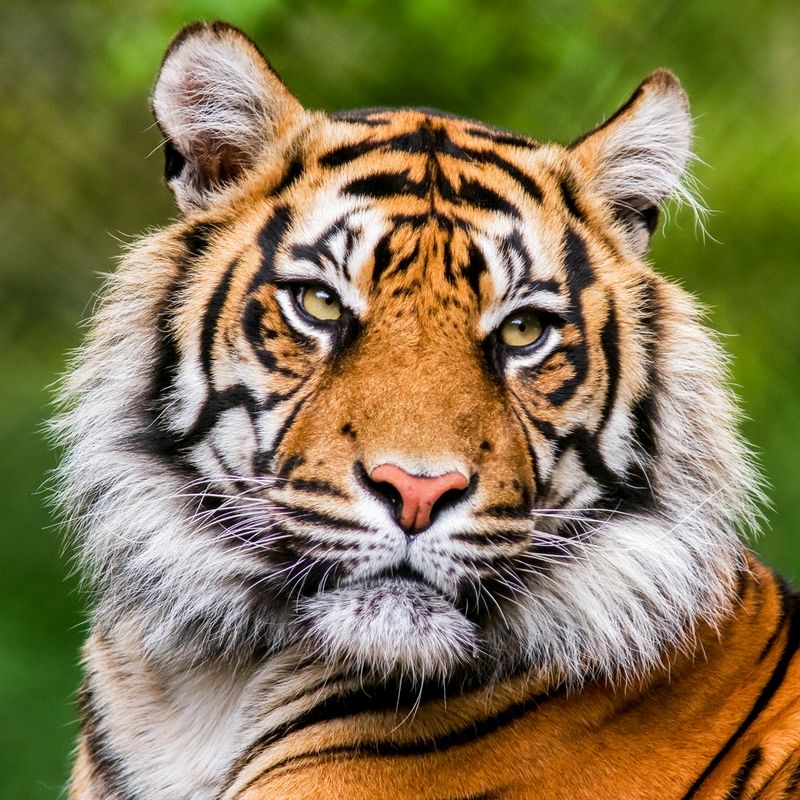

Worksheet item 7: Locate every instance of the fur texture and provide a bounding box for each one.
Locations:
[56,21,800,800]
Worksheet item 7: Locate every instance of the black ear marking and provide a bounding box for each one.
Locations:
[163,140,186,181]
[613,200,660,248]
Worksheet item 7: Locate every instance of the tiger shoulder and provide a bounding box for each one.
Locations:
[56,20,800,800]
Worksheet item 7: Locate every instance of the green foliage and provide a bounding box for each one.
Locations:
[1,1,797,795]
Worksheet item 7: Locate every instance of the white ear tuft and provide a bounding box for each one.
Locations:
[152,21,303,211]
[572,70,700,252]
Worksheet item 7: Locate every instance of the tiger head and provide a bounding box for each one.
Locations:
[56,22,759,688]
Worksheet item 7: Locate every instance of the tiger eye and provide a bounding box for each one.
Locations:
[499,310,544,348]
[300,284,342,322]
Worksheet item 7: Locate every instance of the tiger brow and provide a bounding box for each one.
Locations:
[512,286,570,314]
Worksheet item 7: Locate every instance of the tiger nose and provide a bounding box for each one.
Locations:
[368,464,470,533]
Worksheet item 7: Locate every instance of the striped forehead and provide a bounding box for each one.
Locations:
[264,110,578,316]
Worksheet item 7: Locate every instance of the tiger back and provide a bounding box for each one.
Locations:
[57,21,800,800]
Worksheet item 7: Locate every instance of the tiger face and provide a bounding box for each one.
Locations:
[57,22,757,689]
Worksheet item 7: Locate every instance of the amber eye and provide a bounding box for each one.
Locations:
[298,284,342,322]
[499,310,544,348]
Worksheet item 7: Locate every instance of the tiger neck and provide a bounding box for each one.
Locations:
[81,555,790,800]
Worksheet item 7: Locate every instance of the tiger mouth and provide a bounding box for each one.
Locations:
[354,564,436,589]
[321,561,490,627]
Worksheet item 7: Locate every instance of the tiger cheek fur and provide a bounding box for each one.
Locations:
[57,20,800,800]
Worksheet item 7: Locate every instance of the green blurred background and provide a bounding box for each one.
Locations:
[1,0,797,795]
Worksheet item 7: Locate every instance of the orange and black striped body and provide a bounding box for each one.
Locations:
[72,561,800,799]
[56,21,798,800]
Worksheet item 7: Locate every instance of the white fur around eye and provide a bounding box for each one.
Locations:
[275,288,338,349]
[503,325,561,373]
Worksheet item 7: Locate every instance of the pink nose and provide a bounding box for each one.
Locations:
[369,464,470,533]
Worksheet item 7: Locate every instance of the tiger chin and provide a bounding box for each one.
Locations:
[56,20,800,800]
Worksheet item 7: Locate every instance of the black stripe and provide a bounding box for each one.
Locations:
[270,156,304,196]
[329,108,392,126]
[343,170,427,199]
[238,689,554,793]
[371,234,394,284]
[276,453,305,478]
[724,747,761,800]
[559,177,585,223]
[683,585,800,799]
[289,240,337,270]
[598,300,620,429]
[180,383,260,450]
[200,258,238,377]
[476,505,531,520]
[505,393,545,499]
[757,600,789,664]
[786,759,800,791]
[391,211,457,231]
[319,138,381,168]
[386,123,471,159]
[556,426,618,489]
[250,205,294,291]
[465,124,539,149]
[287,214,354,275]
[256,392,310,470]
[141,221,225,465]
[458,177,520,218]
[272,504,367,531]
[546,343,589,405]
[442,238,455,285]
[242,298,302,377]
[501,230,533,284]
[530,416,557,439]
[631,280,661,459]
[755,752,800,796]
[287,478,348,498]
[223,682,456,791]
[148,222,222,409]
[553,424,654,513]
[343,163,532,226]
[563,227,595,300]
[463,242,487,299]
[533,227,594,411]
[78,683,138,799]
[182,220,223,258]
[458,148,543,203]
[320,124,543,205]
[614,461,655,512]
[432,159,457,202]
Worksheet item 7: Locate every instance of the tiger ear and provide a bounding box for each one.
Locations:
[152,21,303,212]
[570,70,695,254]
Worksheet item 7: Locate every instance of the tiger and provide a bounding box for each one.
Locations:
[54,19,800,800]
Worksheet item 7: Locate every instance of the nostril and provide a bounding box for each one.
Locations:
[356,462,403,517]
[433,485,469,517]
[368,474,403,514]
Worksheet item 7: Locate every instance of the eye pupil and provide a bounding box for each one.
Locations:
[499,310,544,348]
